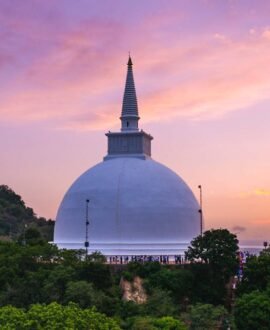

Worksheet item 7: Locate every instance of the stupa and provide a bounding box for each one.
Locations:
[54,57,201,255]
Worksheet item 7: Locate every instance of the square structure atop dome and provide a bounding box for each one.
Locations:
[104,131,153,160]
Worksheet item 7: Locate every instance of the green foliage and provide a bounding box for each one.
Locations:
[185,229,239,305]
[122,271,134,282]
[0,241,58,307]
[145,268,193,304]
[186,229,238,273]
[237,250,270,295]
[78,260,113,290]
[130,317,156,330]
[145,289,177,317]
[0,185,25,206]
[59,249,85,266]
[0,185,54,241]
[188,263,228,305]
[0,186,252,327]
[0,302,121,329]
[234,290,270,330]
[0,239,119,314]
[0,305,26,329]
[93,289,121,317]
[188,303,229,330]
[235,250,270,329]
[87,251,107,263]
[118,301,142,320]
[126,261,162,278]
[153,316,187,330]
[43,264,76,303]
[64,281,97,308]
[22,227,45,245]
[129,316,187,330]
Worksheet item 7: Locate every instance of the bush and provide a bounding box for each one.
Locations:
[129,316,187,330]
[234,290,270,330]
[122,271,134,282]
[0,302,121,330]
[64,281,97,308]
[188,303,229,330]
[145,289,177,317]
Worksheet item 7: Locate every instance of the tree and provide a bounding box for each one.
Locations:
[0,185,25,207]
[186,229,238,279]
[186,229,238,271]
[153,316,187,330]
[87,251,107,263]
[78,261,113,290]
[0,185,54,241]
[146,268,193,304]
[0,305,26,329]
[237,250,270,295]
[118,300,142,320]
[145,289,177,317]
[64,281,97,308]
[187,263,224,305]
[0,302,121,329]
[59,248,85,266]
[43,265,76,303]
[130,316,187,330]
[187,303,230,330]
[185,229,239,305]
[23,227,44,245]
[126,261,162,279]
[234,290,270,330]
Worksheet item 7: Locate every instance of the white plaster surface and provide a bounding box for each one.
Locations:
[54,157,200,255]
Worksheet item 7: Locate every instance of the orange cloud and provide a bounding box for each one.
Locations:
[254,189,270,196]
[239,189,270,198]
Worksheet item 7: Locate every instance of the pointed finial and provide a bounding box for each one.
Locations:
[121,54,139,131]
[127,53,133,66]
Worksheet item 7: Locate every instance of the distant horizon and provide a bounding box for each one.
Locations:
[0,0,269,242]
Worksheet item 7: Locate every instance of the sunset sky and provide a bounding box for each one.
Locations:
[1,0,270,243]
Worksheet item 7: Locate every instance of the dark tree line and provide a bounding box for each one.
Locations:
[0,228,240,329]
[0,185,54,241]
[1,185,269,329]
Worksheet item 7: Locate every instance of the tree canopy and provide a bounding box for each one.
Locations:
[238,249,270,295]
[0,302,120,330]
[187,303,230,330]
[185,229,239,275]
[185,229,239,305]
[234,290,270,330]
[0,185,54,241]
[0,185,264,329]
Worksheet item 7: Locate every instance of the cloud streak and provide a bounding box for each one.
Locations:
[254,189,270,197]
[0,2,270,131]
[239,189,270,198]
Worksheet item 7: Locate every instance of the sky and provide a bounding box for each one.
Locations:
[0,0,270,243]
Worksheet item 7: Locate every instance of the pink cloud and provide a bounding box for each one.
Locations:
[262,28,270,39]
[1,9,270,131]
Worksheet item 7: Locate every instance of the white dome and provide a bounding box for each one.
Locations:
[54,157,200,255]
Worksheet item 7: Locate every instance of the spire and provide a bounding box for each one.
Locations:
[104,56,153,160]
[127,56,133,66]
[121,55,140,131]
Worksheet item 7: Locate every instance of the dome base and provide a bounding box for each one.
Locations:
[53,241,191,256]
